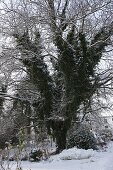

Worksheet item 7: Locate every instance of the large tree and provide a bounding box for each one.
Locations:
[0,0,113,153]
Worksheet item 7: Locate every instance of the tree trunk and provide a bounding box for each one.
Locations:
[55,127,67,153]
[51,119,70,153]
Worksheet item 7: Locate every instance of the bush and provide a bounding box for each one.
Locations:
[67,124,98,150]
[29,149,43,161]
[99,129,113,143]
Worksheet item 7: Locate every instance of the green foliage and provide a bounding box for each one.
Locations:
[99,129,113,142]
[14,31,53,124]
[67,124,98,150]
[18,128,25,151]
[29,149,43,162]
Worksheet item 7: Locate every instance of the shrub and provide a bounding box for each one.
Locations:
[29,149,43,161]
[99,129,113,143]
[67,124,98,150]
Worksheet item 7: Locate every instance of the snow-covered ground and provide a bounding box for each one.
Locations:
[2,142,113,170]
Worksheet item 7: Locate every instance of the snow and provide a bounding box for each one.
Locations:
[49,147,94,161]
[3,142,113,170]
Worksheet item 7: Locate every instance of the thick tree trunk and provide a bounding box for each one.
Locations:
[51,119,70,153]
[55,128,67,153]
